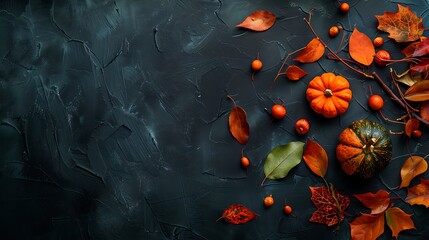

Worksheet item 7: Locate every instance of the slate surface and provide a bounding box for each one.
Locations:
[0,0,428,239]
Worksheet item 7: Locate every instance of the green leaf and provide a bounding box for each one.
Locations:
[261,141,304,185]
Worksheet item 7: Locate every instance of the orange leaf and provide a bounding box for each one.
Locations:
[349,28,375,66]
[421,101,429,121]
[229,105,249,145]
[375,4,424,42]
[405,118,420,137]
[285,65,308,81]
[400,156,428,188]
[350,213,385,240]
[404,80,429,102]
[353,190,390,215]
[236,10,276,32]
[406,178,429,207]
[294,38,325,63]
[303,138,328,178]
[385,207,415,239]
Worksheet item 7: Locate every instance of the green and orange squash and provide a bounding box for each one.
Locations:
[336,120,392,179]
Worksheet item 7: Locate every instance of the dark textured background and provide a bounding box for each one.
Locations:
[1,0,429,239]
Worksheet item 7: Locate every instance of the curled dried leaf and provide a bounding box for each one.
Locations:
[406,178,429,207]
[294,38,325,63]
[236,10,276,32]
[349,28,375,66]
[285,65,308,81]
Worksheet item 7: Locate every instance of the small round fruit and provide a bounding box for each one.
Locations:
[241,156,250,167]
[373,37,384,47]
[329,26,339,37]
[368,95,384,111]
[339,2,350,13]
[271,104,286,120]
[251,59,263,71]
[283,205,293,215]
[295,118,310,135]
[412,129,422,138]
[374,50,391,66]
[264,195,274,207]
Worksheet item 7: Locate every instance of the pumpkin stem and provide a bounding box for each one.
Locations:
[324,89,333,97]
[362,137,377,154]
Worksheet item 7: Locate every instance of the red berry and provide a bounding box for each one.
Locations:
[368,95,384,111]
[329,26,339,37]
[241,156,250,167]
[373,37,384,47]
[295,118,310,135]
[339,2,350,13]
[412,129,422,138]
[283,205,293,215]
[374,50,391,66]
[271,104,286,119]
[264,195,274,207]
[251,59,263,71]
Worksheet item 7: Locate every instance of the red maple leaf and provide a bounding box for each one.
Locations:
[218,204,257,224]
[309,185,350,227]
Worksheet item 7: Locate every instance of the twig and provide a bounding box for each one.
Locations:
[274,47,306,82]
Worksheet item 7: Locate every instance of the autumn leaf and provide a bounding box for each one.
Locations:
[421,101,429,121]
[353,190,390,215]
[285,65,308,81]
[406,178,429,207]
[349,213,385,240]
[303,138,328,178]
[405,118,420,137]
[349,28,375,66]
[309,185,350,227]
[229,105,250,145]
[403,80,429,102]
[236,10,276,32]
[394,69,422,87]
[261,142,304,185]
[411,38,429,57]
[410,58,429,77]
[294,38,325,63]
[375,4,424,42]
[400,156,428,188]
[385,207,415,239]
[218,204,256,224]
[402,41,422,57]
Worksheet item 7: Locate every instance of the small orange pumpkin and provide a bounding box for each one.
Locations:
[306,72,352,118]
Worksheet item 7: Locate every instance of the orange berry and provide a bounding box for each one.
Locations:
[373,37,384,47]
[295,118,310,135]
[264,195,274,207]
[374,50,391,66]
[339,2,350,13]
[368,95,384,111]
[241,156,250,167]
[271,104,286,119]
[412,129,422,138]
[251,59,263,71]
[283,205,293,215]
[329,26,339,37]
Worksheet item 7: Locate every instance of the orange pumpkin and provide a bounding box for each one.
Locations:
[306,73,352,118]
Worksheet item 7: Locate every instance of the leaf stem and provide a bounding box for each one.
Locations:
[274,47,306,82]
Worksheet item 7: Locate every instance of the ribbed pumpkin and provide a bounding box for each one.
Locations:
[336,120,392,179]
[306,72,352,118]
